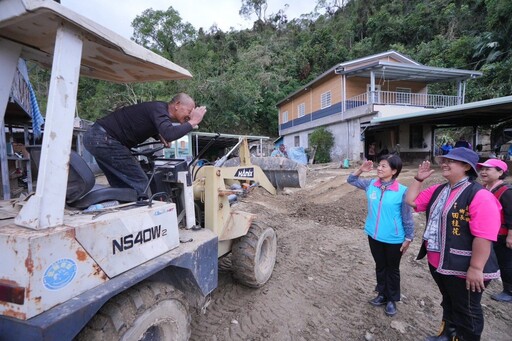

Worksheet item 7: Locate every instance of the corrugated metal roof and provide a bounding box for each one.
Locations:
[336,61,481,83]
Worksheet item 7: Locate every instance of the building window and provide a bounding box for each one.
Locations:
[409,124,424,149]
[294,136,300,147]
[298,103,305,117]
[396,87,412,104]
[321,91,331,109]
[282,111,288,123]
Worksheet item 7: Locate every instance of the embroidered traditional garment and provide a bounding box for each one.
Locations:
[424,177,469,252]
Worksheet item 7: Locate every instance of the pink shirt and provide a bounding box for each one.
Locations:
[414,184,501,267]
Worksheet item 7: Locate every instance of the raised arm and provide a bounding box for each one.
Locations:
[353,160,373,176]
[405,161,435,208]
[347,160,374,190]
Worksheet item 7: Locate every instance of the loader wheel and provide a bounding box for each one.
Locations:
[231,222,277,288]
[75,281,190,341]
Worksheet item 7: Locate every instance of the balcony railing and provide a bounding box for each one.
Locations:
[344,91,462,111]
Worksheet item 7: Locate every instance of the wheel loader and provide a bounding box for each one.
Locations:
[0,1,305,340]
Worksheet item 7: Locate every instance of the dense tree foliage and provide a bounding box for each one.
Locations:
[30,0,512,137]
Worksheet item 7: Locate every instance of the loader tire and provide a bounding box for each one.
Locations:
[75,281,190,341]
[231,222,277,288]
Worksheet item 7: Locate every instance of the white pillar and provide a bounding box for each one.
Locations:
[370,71,375,105]
[0,39,22,200]
[15,23,83,229]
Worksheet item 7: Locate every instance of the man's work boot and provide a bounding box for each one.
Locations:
[425,320,457,341]
[491,282,512,302]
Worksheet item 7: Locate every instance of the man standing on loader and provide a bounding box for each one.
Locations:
[84,93,206,199]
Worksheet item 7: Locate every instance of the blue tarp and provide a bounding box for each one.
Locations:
[288,147,307,165]
[17,59,44,138]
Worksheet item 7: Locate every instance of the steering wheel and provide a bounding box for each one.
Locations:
[131,140,165,158]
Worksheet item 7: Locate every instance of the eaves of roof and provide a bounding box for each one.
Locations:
[370,96,512,128]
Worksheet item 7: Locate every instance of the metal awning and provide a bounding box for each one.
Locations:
[0,0,192,83]
[336,61,482,83]
[369,96,512,128]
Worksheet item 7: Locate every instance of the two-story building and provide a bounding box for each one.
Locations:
[276,51,482,162]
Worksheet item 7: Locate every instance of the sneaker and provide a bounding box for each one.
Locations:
[491,291,512,302]
[385,301,397,316]
[369,295,387,306]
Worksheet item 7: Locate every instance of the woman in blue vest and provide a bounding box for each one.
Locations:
[406,148,501,341]
[348,154,414,317]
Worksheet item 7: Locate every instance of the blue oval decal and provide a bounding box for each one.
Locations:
[43,259,77,290]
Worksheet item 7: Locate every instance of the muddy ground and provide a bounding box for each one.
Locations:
[190,163,510,341]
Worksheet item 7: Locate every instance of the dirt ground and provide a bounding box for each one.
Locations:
[190,162,511,341]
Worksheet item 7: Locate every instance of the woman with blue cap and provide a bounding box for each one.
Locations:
[405,147,501,341]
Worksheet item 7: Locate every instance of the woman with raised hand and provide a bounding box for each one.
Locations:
[347,154,414,317]
[405,148,501,341]
[477,159,512,303]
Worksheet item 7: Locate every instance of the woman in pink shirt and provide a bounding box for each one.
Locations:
[405,148,501,341]
[477,158,512,302]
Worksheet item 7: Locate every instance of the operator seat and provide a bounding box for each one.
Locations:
[28,147,138,209]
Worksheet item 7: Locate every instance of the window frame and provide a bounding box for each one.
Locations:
[320,91,332,109]
[297,103,305,118]
[282,111,288,123]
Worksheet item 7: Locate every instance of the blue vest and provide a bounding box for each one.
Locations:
[364,179,407,244]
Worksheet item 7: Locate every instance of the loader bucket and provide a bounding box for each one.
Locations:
[223,157,307,189]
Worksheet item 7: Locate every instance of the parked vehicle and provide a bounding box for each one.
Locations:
[0,1,305,339]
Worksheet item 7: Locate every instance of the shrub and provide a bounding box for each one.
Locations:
[309,127,334,163]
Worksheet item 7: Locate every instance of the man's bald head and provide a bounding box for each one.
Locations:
[168,93,196,123]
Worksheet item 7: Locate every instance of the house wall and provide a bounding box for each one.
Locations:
[279,101,293,124]
[345,77,367,98]
[312,77,342,109]
[396,123,433,163]
[277,74,432,162]
[279,75,429,125]
[375,105,428,118]
[279,75,340,125]
[276,51,475,164]
[379,81,427,93]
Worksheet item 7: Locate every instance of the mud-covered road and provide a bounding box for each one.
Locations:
[190,163,510,340]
